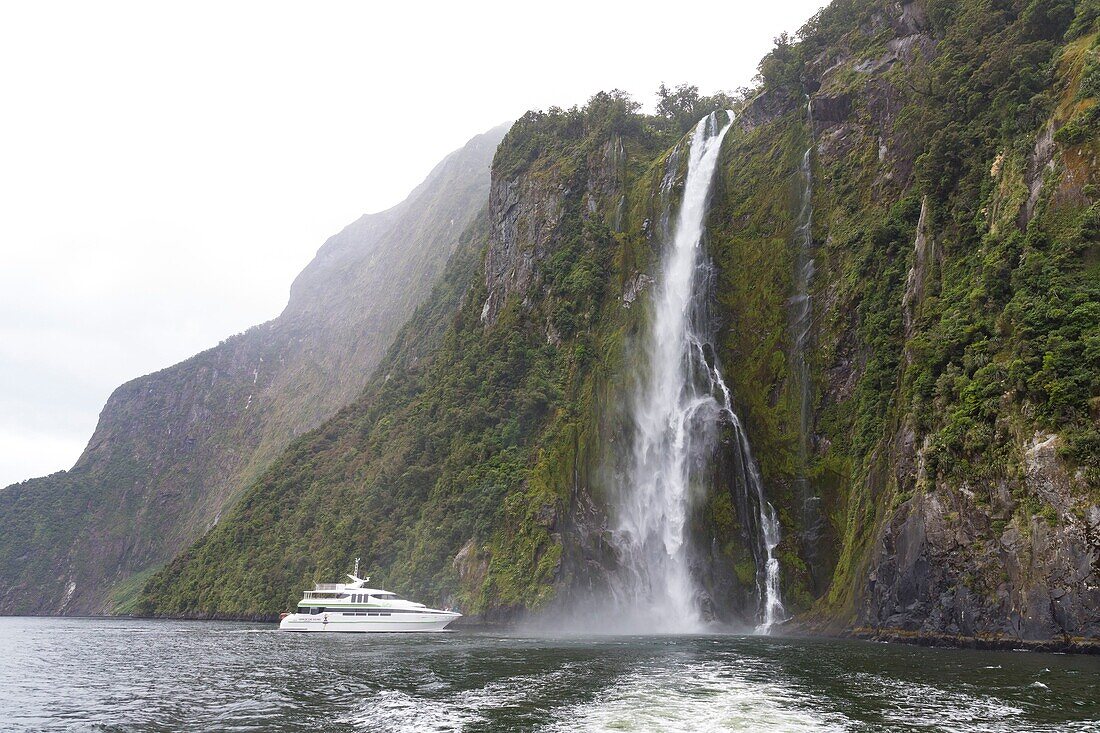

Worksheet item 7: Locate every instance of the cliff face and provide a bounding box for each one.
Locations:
[790,0,1100,648]
[122,0,1100,650]
[0,125,506,615]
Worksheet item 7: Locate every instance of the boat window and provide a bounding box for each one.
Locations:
[372,593,401,600]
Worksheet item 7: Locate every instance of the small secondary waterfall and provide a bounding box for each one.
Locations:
[610,111,785,633]
[791,151,814,457]
[789,97,825,591]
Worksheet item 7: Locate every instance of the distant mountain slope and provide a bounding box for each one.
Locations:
[0,124,507,615]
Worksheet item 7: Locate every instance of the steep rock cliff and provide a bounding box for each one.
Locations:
[755,0,1100,649]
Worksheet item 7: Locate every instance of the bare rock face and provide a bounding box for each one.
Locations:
[739,90,795,133]
[809,0,934,190]
[481,134,626,327]
[893,0,929,36]
[621,273,653,308]
[812,93,852,126]
[481,176,564,326]
[861,431,1100,647]
[902,196,933,337]
[1021,121,1057,227]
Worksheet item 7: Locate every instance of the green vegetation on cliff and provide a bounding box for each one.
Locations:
[721,0,1100,638]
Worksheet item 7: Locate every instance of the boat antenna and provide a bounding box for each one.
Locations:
[354,557,360,578]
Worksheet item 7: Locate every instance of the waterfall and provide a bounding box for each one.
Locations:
[790,97,825,592]
[711,360,786,634]
[609,111,785,634]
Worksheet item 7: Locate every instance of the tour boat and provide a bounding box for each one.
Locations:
[278,560,461,632]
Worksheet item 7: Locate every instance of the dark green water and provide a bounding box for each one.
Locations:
[0,617,1097,732]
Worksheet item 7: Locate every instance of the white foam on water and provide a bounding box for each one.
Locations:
[545,661,850,733]
[341,688,481,732]
[845,671,1032,733]
[340,666,577,732]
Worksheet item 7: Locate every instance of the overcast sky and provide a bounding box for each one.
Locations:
[0,0,825,489]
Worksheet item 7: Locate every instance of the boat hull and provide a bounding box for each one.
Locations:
[279,611,460,632]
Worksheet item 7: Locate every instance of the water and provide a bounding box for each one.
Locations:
[790,144,814,459]
[610,111,784,632]
[2,617,1097,732]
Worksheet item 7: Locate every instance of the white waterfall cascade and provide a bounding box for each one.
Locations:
[610,111,785,633]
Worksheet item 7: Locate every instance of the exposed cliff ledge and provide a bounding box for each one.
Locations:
[480,176,563,326]
[481,132,628,328]
[862,430,1099,647]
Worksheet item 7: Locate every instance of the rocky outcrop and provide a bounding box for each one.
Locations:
[861,431,1100,648]
[480,176,563,325]
[481,134,626,326]
[902,196,933,337]
[1021,121,1057,227]
[739,90,795,133]
[811,93,851,126]
[620,273,653,308]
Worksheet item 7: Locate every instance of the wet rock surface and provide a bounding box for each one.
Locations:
[861,432,1100,648]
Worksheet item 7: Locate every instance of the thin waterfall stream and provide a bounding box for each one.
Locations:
[790,97,825,591]
[610,111,785,633]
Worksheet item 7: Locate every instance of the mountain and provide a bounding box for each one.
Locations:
[56,0,1100,651]
[0,124,508,615]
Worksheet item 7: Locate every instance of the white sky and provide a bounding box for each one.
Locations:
[0,0,825,488]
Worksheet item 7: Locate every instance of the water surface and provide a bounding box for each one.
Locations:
[1,617,1097,732]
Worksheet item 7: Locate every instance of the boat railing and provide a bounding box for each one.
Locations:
[313,583,344,590]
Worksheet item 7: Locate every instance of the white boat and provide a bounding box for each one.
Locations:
[279,560,461,633]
